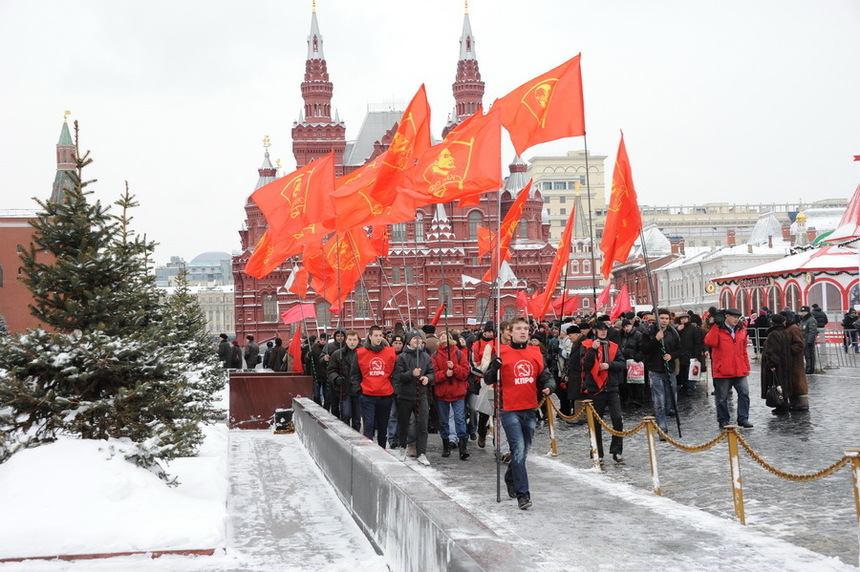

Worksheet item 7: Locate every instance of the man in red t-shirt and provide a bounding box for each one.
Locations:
[350,325,397,447]
[485,317,554,510]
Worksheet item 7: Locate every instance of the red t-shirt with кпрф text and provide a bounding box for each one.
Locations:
[498,344,544,411]
[356,346,396,396]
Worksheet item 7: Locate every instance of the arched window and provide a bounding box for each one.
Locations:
[808,281,841,314]
[468,211,483,240]
[720,289,732,309]
[354,285,370,319]
[582,260,591,274]
[262,293,278,322]
[738,289,749,316]
[415,213,425,242]
[316,301,331,329]
[785,283,801,311]
[768,286,781,313]
[570,260,579,274]
[476,296,489,321]
[439,283,453,307]
[503,306,517,321]
[519,219,528,239]
[391,222,407,242]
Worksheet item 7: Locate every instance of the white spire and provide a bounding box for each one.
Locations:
[307,8,325,60]
[459,7,476,61]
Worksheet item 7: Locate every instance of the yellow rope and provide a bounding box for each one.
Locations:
[735,432,850,482]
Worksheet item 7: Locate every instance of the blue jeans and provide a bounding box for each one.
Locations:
[340,395,361,431]
[713,377,750,426]
[436,399,467,442]
[359,394,393,447]
[647,371,676,431]
[501,409,537,499]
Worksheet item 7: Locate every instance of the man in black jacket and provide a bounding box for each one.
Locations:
[328,331,362,430]
[676,314,704,396]
[641,308,681,435]
[581,321,626,464]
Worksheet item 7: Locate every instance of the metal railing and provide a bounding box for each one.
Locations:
[746,327,860,370]
[541,398,860,566]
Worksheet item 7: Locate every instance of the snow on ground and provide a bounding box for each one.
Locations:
[0,423,228,563]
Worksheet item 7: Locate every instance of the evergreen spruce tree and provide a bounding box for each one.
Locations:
[0,122,223,477]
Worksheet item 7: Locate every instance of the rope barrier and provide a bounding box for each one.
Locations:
[652,424,727,453]
[734,432,851,482]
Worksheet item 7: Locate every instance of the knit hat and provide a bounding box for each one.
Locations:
[405,330,426,346]
[421,324,436,335]
[483,321,495,332]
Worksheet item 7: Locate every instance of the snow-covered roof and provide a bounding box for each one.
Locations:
[715,245,858,282]
[746,213,786,246]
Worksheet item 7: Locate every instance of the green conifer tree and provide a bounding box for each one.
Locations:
[0,122,223,477]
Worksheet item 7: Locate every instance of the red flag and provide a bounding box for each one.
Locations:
[281,303,316,325]
[531,202,577,318]
[595,282,611,309]
[600,132,643,279]
[400,108,502,206]
[244,222,327,280]
[477,226,495,258]
[288,325,303,373]
[516,290,529,309]
[332,85,431,231]
[495,54,586,155]
[609,284,633,321]
[482,180,533,281]
[308,229,375,306]
[552,293,580,316]
[250,152,335,234]
[430,302,446,326]
[370,225,390,258]
[288,266,309,298]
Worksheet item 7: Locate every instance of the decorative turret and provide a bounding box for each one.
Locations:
[51,111,76,203]
[292,1,347,174]
[240,137,279,250]
[442,1,485,138]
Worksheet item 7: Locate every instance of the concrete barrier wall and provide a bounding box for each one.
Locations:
[292,397,536,572]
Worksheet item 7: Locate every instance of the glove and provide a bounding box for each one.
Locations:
[560,382,567,390]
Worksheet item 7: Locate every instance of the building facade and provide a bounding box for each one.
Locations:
[231,6,557,343]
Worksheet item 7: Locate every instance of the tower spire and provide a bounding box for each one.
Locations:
[442,7,485,138]
[292,2,347,175]
[51,111,75,203]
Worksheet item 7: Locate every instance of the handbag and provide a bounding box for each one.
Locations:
[626,360,645,384]
[765,379,786,409]
[688,358,701,381]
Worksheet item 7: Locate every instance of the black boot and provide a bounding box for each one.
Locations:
[441,439,451,457]
[458,438,470,460]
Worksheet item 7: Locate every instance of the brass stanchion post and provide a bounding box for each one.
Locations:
[725,425,746,525]
[643,416,661,495]
[546,397,558,457]
[583,400,600,469]
[846,449,860,567]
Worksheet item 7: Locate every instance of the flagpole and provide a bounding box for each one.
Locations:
[335,233,344,332]
[582,135,599,310]
[376,257,409,327]
[401,231,413,329]
[493,182,503,504]
[639,228,659,311]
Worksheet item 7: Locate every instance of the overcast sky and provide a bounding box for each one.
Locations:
[2,0,858,265]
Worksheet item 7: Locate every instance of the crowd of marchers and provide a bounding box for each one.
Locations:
[215,302,848,509]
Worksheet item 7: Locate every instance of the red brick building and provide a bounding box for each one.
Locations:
[0,120,73,334]
[232,7,565,341]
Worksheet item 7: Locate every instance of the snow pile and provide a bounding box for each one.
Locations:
[0,423,228,561]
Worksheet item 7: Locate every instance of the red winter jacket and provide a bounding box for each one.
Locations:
[432,344,471,402]
[703,324,750,378]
